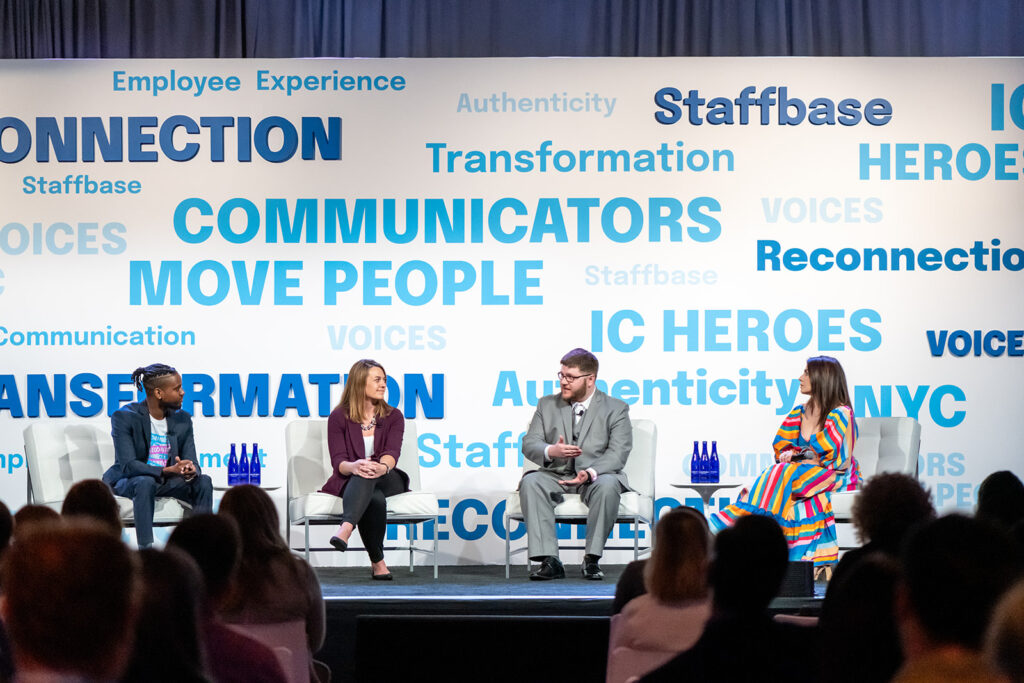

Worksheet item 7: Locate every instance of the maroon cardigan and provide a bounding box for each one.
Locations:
[319,405,409,496]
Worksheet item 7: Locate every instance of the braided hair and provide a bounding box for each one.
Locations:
[131,364,178,393]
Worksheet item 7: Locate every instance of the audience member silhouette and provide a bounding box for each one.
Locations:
[0,501,11,683]
[608,506,712,681]
[0,520,137,681]
[611,506,710,614]
[0,501,12,556]
[1013,520,1024,555]
[818,472,934,682]
[617,507,711,647]
[121,548,210,683]
[62,477,123,536]
[612,558,647,615]
[977,470,1024,531]
[828,472,934,589]
[218,485,327,679]
[11,504,59,541]
[893,513,1024,682]
[167,515,288,683]
[640,514,817,683]
[986,578,1024,683]
[819,553,902,682]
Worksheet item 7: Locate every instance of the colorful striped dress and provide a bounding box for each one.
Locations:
[710,404,859,568]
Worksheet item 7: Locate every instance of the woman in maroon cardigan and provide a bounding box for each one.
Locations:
[320,359,409,580]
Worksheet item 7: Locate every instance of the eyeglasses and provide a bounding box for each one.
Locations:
[557,372,592,383]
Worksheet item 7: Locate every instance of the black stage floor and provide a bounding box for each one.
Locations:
[313,564,825,682]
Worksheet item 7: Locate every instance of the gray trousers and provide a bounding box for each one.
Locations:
[518,469,623,560]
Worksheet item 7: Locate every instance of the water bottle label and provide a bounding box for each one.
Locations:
[249,444,262,486]
[227,444,240,486]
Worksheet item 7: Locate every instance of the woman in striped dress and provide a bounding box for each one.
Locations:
[711,356,859,574]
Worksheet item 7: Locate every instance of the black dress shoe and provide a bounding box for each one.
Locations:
[581,555,604,580]
[371,571,393,581]
[529,556,565,581]
[329,536,347,552]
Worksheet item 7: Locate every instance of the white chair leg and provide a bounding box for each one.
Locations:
[408,524,415,573]
[432,518,438,579]
[633,520,639,561]
[304,519,310,562]
[504,512,511,579]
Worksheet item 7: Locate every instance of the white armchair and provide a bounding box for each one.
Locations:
[834,416,921,548]
[22,421,190,528]
[285,419,439,577]
[503,419,657,578]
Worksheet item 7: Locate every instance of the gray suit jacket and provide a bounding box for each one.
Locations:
[521,390,633,488]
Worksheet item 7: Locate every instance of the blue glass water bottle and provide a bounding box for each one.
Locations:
[690,441,700,483]
[227,443,240,486]
[239,443,249,484]
[709,441,720,483]
[249,442,261,486]
[699,441,709,483]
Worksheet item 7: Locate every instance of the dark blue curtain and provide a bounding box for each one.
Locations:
[1,0,1022,58]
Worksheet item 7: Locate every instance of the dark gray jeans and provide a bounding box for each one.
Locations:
[113,473,213,547]
[340,470,405,562]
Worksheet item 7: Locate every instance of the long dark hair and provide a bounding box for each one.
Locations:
[218,485,301,606]
[805,355,851,427]
[337,358,393,424]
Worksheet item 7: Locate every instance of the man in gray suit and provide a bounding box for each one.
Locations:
[520,348,632,580]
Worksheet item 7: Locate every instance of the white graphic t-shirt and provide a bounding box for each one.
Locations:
[147,416,170,468]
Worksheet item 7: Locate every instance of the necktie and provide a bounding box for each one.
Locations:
[572,403,585,443]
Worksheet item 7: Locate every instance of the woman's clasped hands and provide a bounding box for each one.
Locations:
[354,460,387,479]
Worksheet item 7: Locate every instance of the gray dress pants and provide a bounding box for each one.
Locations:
[518,469,623,560]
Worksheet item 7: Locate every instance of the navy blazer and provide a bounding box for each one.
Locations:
[320,405,409,496]
[101,401,201,486]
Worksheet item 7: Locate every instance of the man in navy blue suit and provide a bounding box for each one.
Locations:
[102,363,212,547]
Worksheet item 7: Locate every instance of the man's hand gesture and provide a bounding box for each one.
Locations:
[549,435,581,458]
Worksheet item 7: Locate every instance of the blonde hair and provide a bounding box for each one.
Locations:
[644,506,711,603]
[338,359,393,424]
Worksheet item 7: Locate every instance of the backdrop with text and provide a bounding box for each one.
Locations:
[1,57,1022,563]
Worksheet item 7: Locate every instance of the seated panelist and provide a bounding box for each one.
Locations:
[711,355,860,574]
[520,348,633,581]
[320,359,408,581]
[102,363,213,548]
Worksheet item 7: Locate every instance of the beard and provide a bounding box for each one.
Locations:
[160,397,182,411]
[562,383,588,404]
